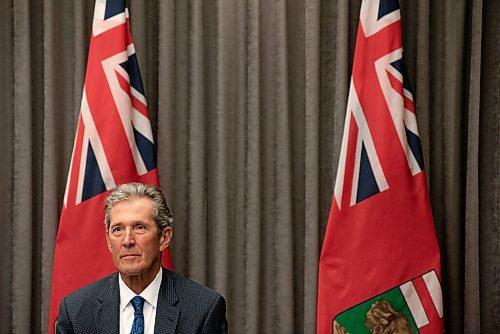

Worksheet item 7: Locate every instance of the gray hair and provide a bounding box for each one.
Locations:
[104,182,174,233]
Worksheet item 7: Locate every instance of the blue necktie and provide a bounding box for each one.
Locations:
[130,296,145,334]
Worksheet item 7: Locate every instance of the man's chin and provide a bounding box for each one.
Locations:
[117,266,143,277]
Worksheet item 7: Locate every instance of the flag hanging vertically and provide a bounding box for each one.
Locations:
[317,1,443,333]
[48,1,172,332]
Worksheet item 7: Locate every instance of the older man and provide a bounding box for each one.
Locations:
[57,183,228,334]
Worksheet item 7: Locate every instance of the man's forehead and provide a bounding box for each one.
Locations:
[110,196,153,208]
[109,197,155,218]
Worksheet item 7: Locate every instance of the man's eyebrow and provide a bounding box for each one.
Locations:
[110,220,149,225]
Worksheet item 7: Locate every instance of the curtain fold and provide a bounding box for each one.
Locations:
[303,0,320,331]
[478,0,500,333]
[242,1,262,332]
[0,0,14,330]
[464,0,483,332]
[0,0,498,332]
[12,0,36,332]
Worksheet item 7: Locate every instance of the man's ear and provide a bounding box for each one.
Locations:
[159,227,173,251]
[106,233,112,252]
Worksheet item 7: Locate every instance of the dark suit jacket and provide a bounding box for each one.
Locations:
[56,267,228,334]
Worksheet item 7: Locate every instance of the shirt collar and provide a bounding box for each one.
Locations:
[119,267,163,311]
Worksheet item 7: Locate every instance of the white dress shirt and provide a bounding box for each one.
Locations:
[119,268,163,334]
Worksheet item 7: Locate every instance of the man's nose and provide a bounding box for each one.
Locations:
[122,228,136,247]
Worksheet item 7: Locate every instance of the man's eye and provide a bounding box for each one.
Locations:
[111,226,123,233]
[134,224,149,233]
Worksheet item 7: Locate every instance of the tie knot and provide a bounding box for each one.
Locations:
[130,296,145,314]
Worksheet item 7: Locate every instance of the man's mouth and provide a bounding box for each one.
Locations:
[120,254,140,259]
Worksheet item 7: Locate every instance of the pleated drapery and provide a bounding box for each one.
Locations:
[0,0,498,333]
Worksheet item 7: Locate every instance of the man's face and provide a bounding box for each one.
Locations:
[106,197,172,279]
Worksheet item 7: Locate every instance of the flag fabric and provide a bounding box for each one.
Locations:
[317,1,443,333]
[48,1,172,332]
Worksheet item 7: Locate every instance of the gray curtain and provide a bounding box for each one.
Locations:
[0,0,498,333]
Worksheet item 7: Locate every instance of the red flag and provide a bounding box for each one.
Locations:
[317,1,443,333]
[48,1,172,332]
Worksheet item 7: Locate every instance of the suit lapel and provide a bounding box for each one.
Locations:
[95,273,120,334]
[154,268,180,333]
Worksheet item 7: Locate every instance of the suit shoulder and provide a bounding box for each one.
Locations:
[166,269,223,303]
[63,272,117,305]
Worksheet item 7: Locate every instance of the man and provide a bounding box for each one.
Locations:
[56,182,228,334]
